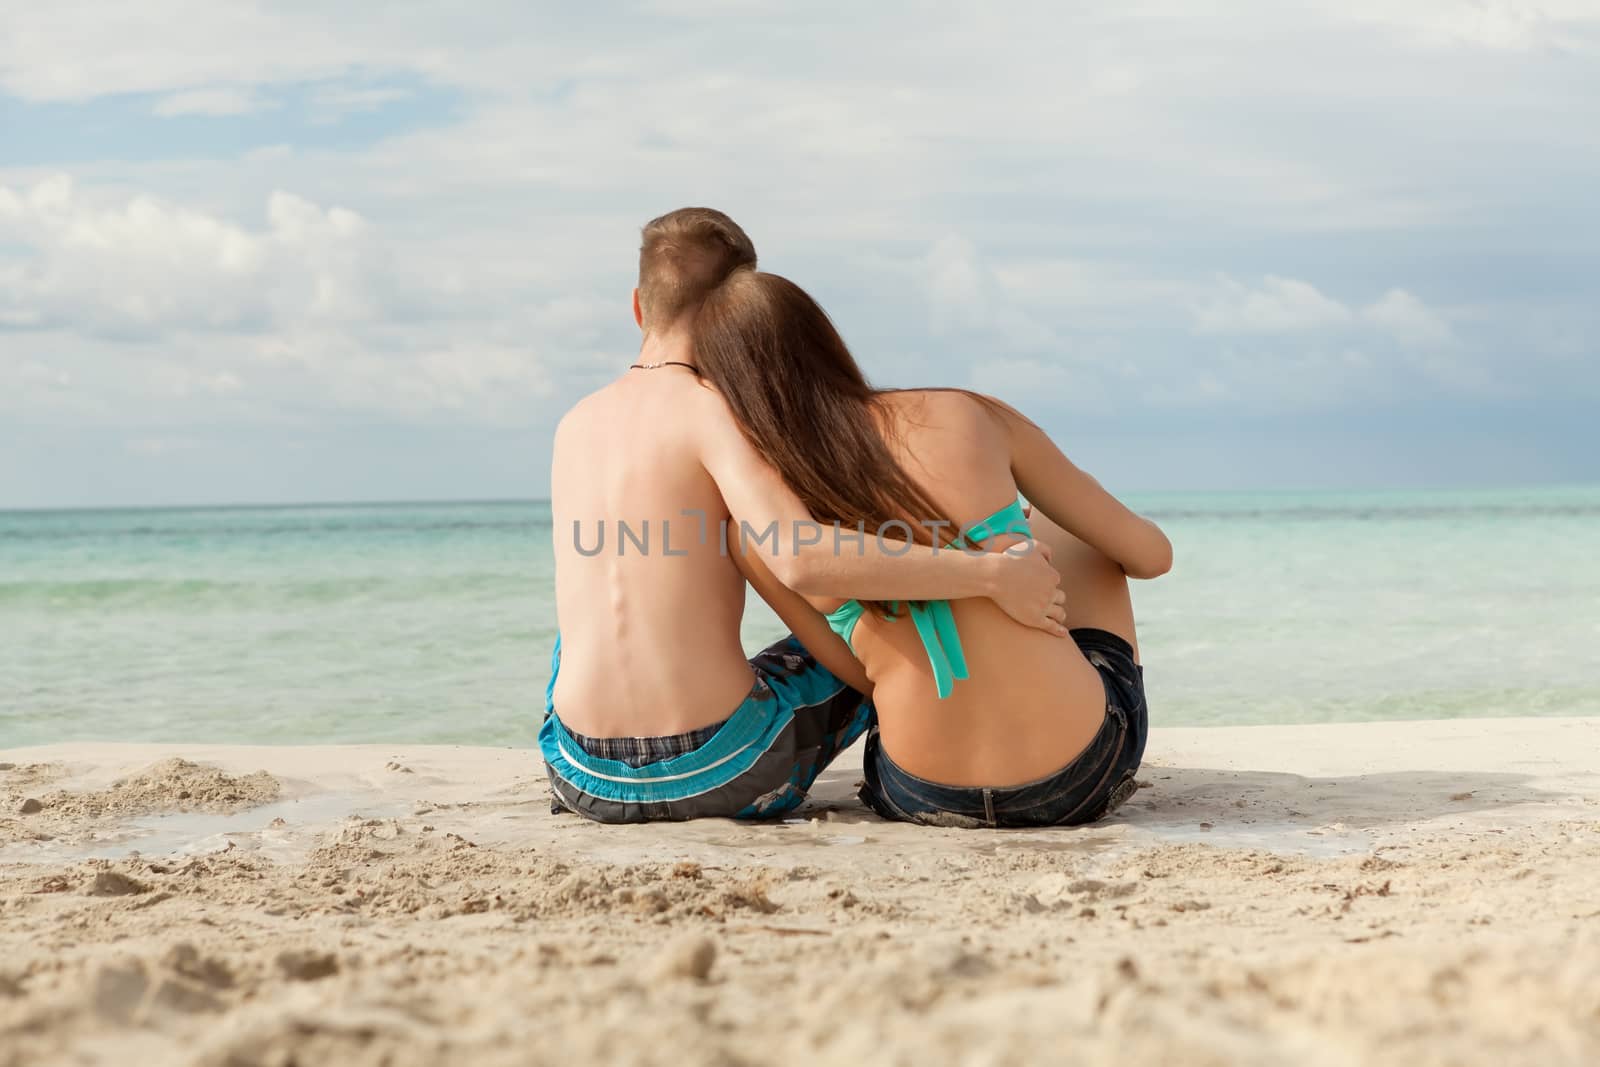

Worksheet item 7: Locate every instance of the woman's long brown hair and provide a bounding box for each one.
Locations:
[692,269,969,606]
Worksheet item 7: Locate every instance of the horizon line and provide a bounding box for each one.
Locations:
[3,480,1597,516]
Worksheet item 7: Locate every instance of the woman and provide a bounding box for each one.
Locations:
[693,270,1173,828]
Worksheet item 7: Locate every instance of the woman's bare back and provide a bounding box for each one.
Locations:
[840,390,1115,786]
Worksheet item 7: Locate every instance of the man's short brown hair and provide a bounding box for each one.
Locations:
[637,207,757,330]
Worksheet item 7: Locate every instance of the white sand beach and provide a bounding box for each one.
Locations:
[3,718,1598,1066]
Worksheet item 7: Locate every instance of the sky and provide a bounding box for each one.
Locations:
[2,1,1597,508]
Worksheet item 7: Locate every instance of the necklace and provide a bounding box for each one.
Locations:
[629,360,700,374]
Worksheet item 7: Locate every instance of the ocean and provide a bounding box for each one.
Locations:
[3,486,1597,748]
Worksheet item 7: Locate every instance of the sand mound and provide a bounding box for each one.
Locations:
[55,758,281,819]
[2,758,282,848]
[8,758,279,823]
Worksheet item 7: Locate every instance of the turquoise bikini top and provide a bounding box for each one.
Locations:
[825,498,1032,700]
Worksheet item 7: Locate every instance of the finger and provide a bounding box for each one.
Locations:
[1033,539,1054,565]
[1025,610,1055,634]
[1052,588,1067,607]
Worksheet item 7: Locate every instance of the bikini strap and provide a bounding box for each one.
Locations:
[908,601,970,699]
[961,498,1031,544]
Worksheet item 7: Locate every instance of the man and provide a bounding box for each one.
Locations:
[541,207,1068,823]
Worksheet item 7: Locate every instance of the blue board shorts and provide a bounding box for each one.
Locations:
[858,628,1149,829]
[540,635,873,823]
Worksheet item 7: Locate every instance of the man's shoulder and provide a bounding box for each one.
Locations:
[557,377,731,449]
[554,381,623,435]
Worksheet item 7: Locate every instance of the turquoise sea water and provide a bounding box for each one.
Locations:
[3,487,1598,747]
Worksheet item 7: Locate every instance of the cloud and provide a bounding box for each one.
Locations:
[1195,277,1455,346]
[125,435,202,456]
[152,86,276,117]
[967,356,1122,414]
[0,175,572,427]
[0,176,423,337]
[1341,0,1600,54]
[1195,276,1355,334]
[914,251,1473,417]
[918,237,1061,352]
[1363,289,1455,347]
[307,83,416,125]
[923,237,989,333]
[1179,276,1482,405]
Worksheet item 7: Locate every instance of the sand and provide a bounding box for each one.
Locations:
[2,717,1598,1067]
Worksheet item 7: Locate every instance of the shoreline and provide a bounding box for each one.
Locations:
[5,717,1595,862]
[4,717,1598,1065]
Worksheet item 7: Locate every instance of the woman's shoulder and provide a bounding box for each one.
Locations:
[883,388,1006,438]
[879,389,1013,498]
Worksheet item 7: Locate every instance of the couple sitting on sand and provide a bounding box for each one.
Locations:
[541,208,1172,828]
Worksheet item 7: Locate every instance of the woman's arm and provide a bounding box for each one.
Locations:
[696,394,1070,635]
[985,397,1173,579]
[732,549,874,697]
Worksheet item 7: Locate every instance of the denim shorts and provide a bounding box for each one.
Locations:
[859,628,1148,829]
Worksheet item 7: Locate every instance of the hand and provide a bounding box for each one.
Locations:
[987,540,1069,637]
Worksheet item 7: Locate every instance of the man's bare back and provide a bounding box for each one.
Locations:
[550,365,763,736]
